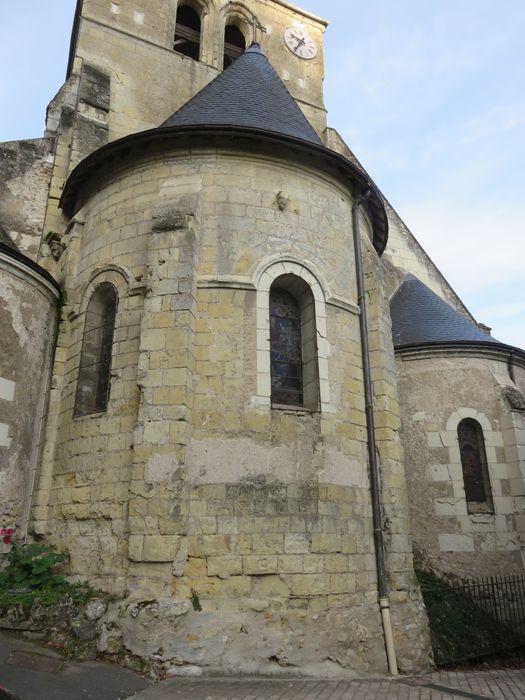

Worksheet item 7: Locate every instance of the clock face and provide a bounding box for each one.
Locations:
[283,27,317,60]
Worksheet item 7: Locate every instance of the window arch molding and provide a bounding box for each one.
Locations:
[457,417,494,513]
[444,408,497,514]
[74,265,133,320]
[218,3,258,68]
[254,258,332,411]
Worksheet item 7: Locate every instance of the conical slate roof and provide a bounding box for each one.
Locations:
[390,274,500,347]
[161,43,323,146]
[60,42,389,254]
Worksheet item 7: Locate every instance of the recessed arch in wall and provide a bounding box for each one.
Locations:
[74,281,118,417]
[444,408,498,515]
[71,267,132,418]
[457,417,494,514]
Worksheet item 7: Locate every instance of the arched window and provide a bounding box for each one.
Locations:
[174,5,201,60]
[223,24,246,68]
[74,282,118,417]
[458,418,494,513]
[269,275,319,410]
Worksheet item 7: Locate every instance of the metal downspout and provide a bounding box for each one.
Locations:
[352,191,399,676]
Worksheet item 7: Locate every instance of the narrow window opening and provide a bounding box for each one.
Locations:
[458,418,494,514]
[74,282,118,417]
[223,24,246,69]
[269,274,319,410]
[174,5,201,60]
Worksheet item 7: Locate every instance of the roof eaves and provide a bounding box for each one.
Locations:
[59,124,388,255]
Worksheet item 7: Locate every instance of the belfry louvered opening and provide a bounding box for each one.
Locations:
[223,24,246,69]
[174,5,201,60]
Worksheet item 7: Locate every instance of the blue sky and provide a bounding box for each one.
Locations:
[1,1,524,348]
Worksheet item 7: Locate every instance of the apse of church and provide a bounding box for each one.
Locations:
[1,0,525,677]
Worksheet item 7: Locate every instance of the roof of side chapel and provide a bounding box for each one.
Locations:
[160,43,324,146]
[390,274,502,347]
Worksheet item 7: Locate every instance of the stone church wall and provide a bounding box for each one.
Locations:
[0,248,59,536]
[397,351,525,576]
[0,139,53,260]
[33,147,429,672]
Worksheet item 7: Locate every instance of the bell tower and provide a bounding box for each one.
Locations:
[42,0,328,243]
[65,0,328,139]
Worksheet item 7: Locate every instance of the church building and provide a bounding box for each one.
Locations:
[1,0,525,675]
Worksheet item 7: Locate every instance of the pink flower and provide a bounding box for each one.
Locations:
[1,526,15,544]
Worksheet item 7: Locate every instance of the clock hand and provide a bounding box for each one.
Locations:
[294,37,306,50]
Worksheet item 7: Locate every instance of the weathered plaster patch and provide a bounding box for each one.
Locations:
[429,464,450,481]
[318,449,369,488]
[172,538,188,577]
[0,378,15,402]
[0,281,30,347]
[412,412,426,421]
[427,432,443,448]
[0,423,11,448]
[438,534,474,552]
[145,453,179,483]
[188,438,296,483]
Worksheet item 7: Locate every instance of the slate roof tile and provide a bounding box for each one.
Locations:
[390,274,500,347]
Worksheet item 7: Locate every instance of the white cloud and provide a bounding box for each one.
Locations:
[462,102,525,142]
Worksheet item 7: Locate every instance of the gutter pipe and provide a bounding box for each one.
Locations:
[352,191,399,676]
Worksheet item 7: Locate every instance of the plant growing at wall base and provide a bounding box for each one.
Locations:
[0,538,66,592]
[0,538,98,609]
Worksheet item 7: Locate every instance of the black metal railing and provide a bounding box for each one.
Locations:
[418,571,525,665]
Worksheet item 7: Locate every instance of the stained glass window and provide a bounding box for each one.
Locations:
[458,418,494,513]
[270,288,303,406]
[74,282,118,417]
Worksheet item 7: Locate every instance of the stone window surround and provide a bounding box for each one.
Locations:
[71,267,130,420]
[253,258,331,412]
[427,408,513,553]
[218,3,254,68]
[429,408,502,509]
